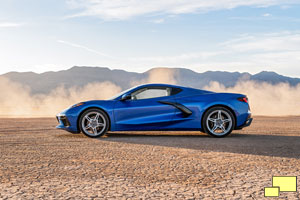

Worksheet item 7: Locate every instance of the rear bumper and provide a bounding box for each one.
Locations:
[236,117,253,130]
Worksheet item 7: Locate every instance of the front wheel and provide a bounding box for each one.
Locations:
[202,107,235,137]
[79,109,109,138]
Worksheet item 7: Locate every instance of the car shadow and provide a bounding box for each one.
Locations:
[98,132,300,159]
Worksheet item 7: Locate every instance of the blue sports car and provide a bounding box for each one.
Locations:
[56,83,252,138]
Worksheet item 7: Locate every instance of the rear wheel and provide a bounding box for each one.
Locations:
[202,107,235,137]
[79,109,109,138]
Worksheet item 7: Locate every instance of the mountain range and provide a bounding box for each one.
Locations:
[2,66,300,94]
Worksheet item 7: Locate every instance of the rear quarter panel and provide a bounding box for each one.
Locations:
[174,93,249,129]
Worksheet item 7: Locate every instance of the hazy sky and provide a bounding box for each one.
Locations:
[1,0,300,77]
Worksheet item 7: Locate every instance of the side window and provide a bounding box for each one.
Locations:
[131,88,171,100]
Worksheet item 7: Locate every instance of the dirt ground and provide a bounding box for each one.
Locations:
[0,116,300,199]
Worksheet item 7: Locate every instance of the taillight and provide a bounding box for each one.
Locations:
[238,97,248,103]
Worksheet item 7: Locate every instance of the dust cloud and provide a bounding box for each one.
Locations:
[0,77,121,117]
[1,67,300,117]
[147,68,177,84]
[204,80,300,116]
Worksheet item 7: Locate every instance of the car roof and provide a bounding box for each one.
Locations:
[137,83,180,88]
[134,83,213,95]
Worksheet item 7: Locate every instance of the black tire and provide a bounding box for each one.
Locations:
[79,109,109,138]
[202,106,235,138]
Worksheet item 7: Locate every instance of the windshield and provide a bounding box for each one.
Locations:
[108,86,138,100]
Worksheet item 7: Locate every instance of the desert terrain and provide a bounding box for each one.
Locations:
[0,116,299,199]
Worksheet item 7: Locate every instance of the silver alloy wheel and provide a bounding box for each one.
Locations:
[81,111,106,137]
[206,109,232,136]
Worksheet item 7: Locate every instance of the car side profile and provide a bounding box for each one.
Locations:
[56,83,252,138]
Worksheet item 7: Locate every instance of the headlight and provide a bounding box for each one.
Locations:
[71,102,85,108]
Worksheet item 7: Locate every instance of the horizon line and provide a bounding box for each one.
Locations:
[1,65,298,78]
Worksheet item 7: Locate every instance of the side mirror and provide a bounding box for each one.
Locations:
[120,94,131,101]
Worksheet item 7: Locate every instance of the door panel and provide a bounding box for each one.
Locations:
[113,96,175,131]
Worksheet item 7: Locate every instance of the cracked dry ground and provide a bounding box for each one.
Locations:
[0,116,300,199]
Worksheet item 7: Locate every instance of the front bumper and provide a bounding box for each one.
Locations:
[56,114,79,133]
[56,115,70,127]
